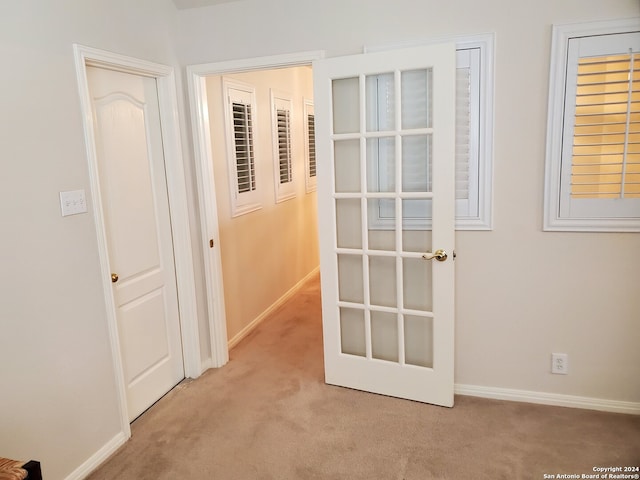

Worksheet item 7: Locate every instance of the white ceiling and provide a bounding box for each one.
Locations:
[172,0,243,9]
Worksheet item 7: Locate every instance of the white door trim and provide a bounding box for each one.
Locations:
[73,45,201,436]
[186,51,325,369]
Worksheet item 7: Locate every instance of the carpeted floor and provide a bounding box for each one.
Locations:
[87,273,640,479]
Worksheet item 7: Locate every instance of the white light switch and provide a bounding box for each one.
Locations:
[60,189,88,217]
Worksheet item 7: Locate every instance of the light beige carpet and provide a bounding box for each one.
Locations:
[87,274,640,479]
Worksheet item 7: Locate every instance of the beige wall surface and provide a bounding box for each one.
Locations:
[180,0,640,403]
[206,67,319,342]
[0,1,206,479]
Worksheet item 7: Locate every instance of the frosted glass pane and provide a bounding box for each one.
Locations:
[366,73,395,132]
[369,256,396,307]
[402,199,432,229]
[402,69,432,129]
[333,77,359,134]
[403,257,432,312]
[336,199,361,249]
[368,203,395,251]
[404,315,433,368]
[334,140,360,193]
[402,135,432,193]
[340,308,365,357]
[371,311,398,362]
[366,137,395,192]
[402,230,431,253]
[338,254,363,303]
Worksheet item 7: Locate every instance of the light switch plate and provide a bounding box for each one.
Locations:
[60,189,88,217]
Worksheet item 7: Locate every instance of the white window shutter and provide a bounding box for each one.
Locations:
[569,52,640,199]
[554,30,640,226]
[455,66,471,201]
[271,90,296,202]
[223,78,261,217]
[276,108,292,184]
[304,99,317,193]
[232,102,256,194]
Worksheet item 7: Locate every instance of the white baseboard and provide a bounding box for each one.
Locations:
[64,431,127,480]
[455,383,640,415]
[227,266,320,350]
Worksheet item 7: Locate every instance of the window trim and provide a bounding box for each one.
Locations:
[365,33,495,230]
[270,89,296,203]
[543,18,640,232]
[222,77,261,217]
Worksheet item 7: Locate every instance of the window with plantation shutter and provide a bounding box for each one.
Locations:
[223,78,261,217]
[544,20,640,231]
[277,108,292,184]
[232,101,255,193]
[271,90,296,202]
[367,43,490,229]
[304,99,317,192]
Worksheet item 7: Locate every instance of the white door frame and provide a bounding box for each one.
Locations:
[186,50,325,369]
[74,45,201,437]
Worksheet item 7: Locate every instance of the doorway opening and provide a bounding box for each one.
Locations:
[207,65,320,350]
[187,51,325,367]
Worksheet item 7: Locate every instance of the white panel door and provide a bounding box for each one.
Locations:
[313,43,456,407]
[87,66,184,421]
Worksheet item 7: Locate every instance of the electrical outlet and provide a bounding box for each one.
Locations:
[551,353,569,374]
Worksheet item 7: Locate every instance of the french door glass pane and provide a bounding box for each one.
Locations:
[369,256,396,307]
[402,135,432,192]
[366,73,395,132]
[402,69,432,129]
[371,311,399,362]
[334,140,360,193]
[403,257,433,311]
[336,199,361,248]
[404,315,434,368]
[340,307,366,357]
[368,200,395,250]
[367,137,395,192]
[338,254,363,303]
[402,230,431,253]
[332,77,359,134]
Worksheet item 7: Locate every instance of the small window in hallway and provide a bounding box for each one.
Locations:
[271,89,296,202]
[223,78,261,216]
[304,99,317,193]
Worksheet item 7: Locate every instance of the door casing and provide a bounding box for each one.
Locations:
[74,45,200,438]
[186,51,325,369]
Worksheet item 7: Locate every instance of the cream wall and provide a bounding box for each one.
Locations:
[179,0,640,403]
[206,67,319,342]
[0,1,210,479]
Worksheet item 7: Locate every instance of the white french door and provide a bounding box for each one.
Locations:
[313,43,456,407]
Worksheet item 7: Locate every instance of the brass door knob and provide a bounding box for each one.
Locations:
[111,273,119,283]
[422,249,448,262]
